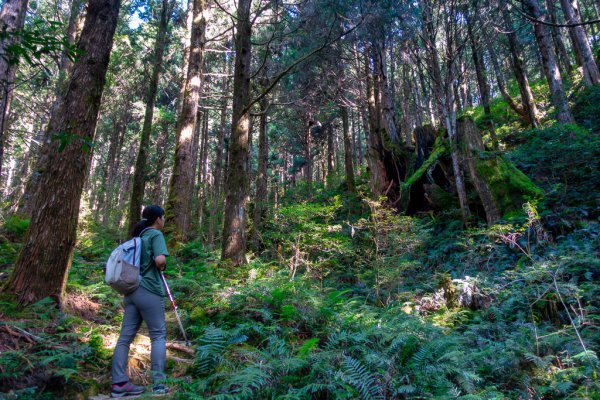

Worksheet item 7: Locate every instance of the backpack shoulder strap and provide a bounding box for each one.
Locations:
[139,227,154,237]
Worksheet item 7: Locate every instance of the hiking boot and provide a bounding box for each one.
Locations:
[152,383,169,395]
[110,381,145,398]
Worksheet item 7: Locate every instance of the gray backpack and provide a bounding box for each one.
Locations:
[105,229,150,295]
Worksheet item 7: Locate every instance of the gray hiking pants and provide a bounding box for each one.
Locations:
[112,285,166,384]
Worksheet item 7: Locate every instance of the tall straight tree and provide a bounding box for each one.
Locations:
[340,105,355,192]
[559,0,600,85]
[3,0,121,305]
[128,0,172,234]
[546,0,572,76]
[363,44,389,196]
[251,96,269,248]
[500,4,539,127]
[206,47,231,246]
[165,0,206,242]
[466,11,497,147]
[222,0,252,265]
[0,0,29,185]
[523,0,575,123]
[419,0,470,222]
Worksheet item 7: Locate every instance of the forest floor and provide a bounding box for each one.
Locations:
[1,108,600,398]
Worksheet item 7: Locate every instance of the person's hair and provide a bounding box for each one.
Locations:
[131,205,165,237]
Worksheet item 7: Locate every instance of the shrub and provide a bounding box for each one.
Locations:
[572,85,600,132]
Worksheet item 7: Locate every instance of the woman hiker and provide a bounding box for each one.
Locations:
[111,205,170,398]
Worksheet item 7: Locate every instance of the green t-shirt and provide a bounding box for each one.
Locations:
[139,228,169,297]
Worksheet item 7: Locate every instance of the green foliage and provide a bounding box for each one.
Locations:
[2,216,30,238]
[0,18,78,69]
[509,124,600,229]
[5,106,600,399]
[572,84,600,132]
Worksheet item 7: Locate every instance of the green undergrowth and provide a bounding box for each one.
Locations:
[509,123,600,233]
[1,118,599,398]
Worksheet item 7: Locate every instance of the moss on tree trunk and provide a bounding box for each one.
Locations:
[457,117,542,223]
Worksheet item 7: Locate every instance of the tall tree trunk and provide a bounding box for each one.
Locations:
[11,116,46,210]
[57,0,85,87]
[177,0,194,118]
[128,0,171,233]
[559,0,600,85]
[165,0,206,242]
[206,52,230,246]
[523,0,575,123]
[355,108,365,165]
[420,0,470,222]
[373,41,401,144]
[364,45,389,195]
[467,15,497,149]
[444,75,471,223]
[95,115,124,224]
[546,0,573,76]
[149,121,170,204]
[457,118,500,224]
[500,5,539,127]
[340,106,355,192]
[221,0,252,265]
[326,122,334,181]
[481,26,527,121]
[195,109,209,237]
[0,0,29,186]
[251,98,268,248]
[304,117,313,196]
[104,113,128,224]
[3,0,120,306]
[399,63,413,144]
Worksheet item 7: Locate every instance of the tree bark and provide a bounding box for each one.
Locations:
[546,0,573,76]
[195,108,209,237]
[177,0,194,118]
[3,0,120,306]
[559,0,600,85]
[467,15,497,149]
[500,5,540,127]
[221,0,252,265]
[399,63,413,144]
[57,0,85,87]
[304,117,313,196]
[420,0,470,222]
[0,0,29,186]
[251,98,268,248]
[373,41,401,145]
[326,122,334,181]
[341,106,355,192]
[128,0,171,233]
[480,26,527,121]
[364,45,389,196]
[457,118,500,225]
[523,0,575,124]
[165,0,206,242]
[206,51,230,246]
[149,121,170,205]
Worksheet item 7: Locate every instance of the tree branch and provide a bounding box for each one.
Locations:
[512,0,600,27]
[242,16,364,115]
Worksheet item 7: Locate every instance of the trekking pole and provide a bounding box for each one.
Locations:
[160,272,190,347]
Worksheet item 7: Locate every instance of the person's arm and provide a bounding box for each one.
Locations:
[154,255,167,271]
[151,232,169,271]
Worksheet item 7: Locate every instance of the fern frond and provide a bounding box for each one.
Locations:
[336,356,384,400]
